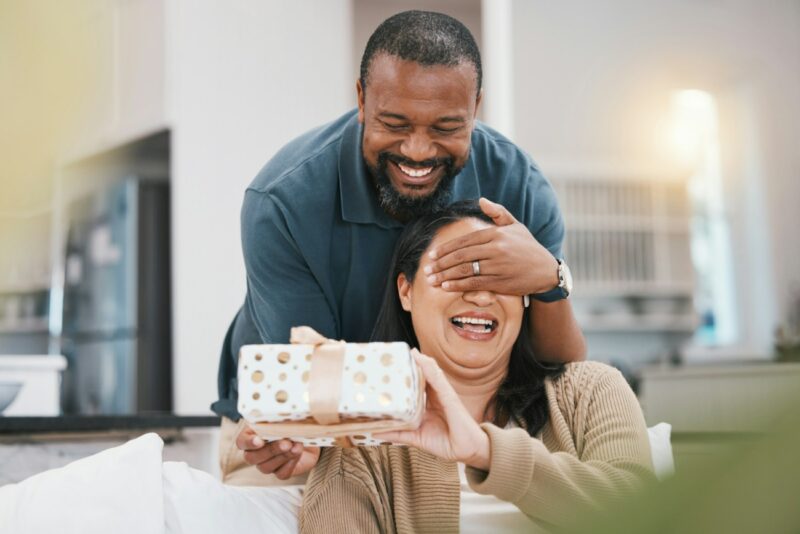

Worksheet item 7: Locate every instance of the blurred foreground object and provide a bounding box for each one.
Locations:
[568,391,800,533]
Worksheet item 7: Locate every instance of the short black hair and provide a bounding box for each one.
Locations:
[360,10,482,96]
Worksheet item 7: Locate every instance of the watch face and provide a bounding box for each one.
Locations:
[560,261,573,295]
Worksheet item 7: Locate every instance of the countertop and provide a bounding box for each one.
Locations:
[0,414,221,436]
[0,414,222,483]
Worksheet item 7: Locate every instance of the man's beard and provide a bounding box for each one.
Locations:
[365,150,463,222]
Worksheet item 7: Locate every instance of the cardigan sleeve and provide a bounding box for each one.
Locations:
[299,474,384,534]
[300,446,396,534]
[465,367,655,524]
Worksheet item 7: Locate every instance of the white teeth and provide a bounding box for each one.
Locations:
[398,163,434,177]
[452,317,494,326]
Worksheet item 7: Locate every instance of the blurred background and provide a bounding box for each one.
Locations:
[1,0,799,474]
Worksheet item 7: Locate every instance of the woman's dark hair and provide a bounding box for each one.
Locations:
[371,200,564,436]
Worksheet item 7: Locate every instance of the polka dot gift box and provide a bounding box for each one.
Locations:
[238,326,425,447]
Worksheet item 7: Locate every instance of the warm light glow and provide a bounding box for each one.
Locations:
[670,90,718,168]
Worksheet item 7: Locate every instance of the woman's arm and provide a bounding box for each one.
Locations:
[465,367,654,523]
[300,449,386,534]
[378,354,654,526]
[301,445,461,533]
[300,475,383,534]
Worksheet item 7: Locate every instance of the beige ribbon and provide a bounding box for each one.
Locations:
[290,326,346,425]
[248,331,426,442]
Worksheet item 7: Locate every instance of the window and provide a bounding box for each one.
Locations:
[671,90,737,346]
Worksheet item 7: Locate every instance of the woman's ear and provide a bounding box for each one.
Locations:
[397,273,412,312]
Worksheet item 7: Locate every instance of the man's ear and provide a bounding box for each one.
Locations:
[474,88,483,119]
[397,273,412,312]
[356,79,365,123]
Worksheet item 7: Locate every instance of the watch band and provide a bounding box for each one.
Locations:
[531,258,570,303]
[531,285,568,303]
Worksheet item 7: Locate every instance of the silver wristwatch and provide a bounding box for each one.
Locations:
[531,259,573,302]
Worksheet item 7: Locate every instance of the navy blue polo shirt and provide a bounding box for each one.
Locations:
[211,109,564,420]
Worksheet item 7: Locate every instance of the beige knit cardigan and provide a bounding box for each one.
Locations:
[299,361,655,533]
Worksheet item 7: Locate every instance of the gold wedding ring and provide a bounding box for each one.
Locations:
[472,260,480,276]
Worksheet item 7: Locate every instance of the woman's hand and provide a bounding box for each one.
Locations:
[375,349,491,471]
[236,426,321,480]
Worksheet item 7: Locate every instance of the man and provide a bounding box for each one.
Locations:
[213,10,586,485]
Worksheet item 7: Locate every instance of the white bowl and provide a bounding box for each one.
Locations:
[0,381,23,414]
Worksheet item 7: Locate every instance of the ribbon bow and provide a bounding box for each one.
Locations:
[290,326,346,425]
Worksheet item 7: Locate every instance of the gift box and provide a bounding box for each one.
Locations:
[237,326,424,446]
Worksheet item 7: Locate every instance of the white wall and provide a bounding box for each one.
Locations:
[510,1,800,356]
[352,0,482,83]
[169,0,353,414]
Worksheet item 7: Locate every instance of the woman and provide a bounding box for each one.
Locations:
[300,201,654,533]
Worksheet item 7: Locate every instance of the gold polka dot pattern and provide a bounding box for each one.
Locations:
[237,341,420,437]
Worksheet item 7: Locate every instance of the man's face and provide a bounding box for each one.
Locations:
[357,54,481,220]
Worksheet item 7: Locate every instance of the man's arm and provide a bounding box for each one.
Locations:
[529,299,586,362]
[241,189,336,343]
[516,172,586,362]
[235,189,334,478]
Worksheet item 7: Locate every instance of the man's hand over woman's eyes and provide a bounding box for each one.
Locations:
[424,197,559,296]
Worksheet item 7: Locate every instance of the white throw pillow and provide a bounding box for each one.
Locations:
[0,433,165,534]
[647,422,675,480]
[162,461,302,534]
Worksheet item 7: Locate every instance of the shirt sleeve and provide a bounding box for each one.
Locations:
[464,369,655,526]
[527,166,565,259]
[241,189,337,343]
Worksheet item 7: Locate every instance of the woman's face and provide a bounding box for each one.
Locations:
[397,218,524,381]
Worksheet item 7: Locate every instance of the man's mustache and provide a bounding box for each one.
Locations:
[379,152,454,170]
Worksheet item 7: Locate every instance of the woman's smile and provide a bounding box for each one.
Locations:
[449,310,498,341]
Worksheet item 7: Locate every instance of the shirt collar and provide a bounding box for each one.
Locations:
[338,110,481,228]
[338,113,402,229]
